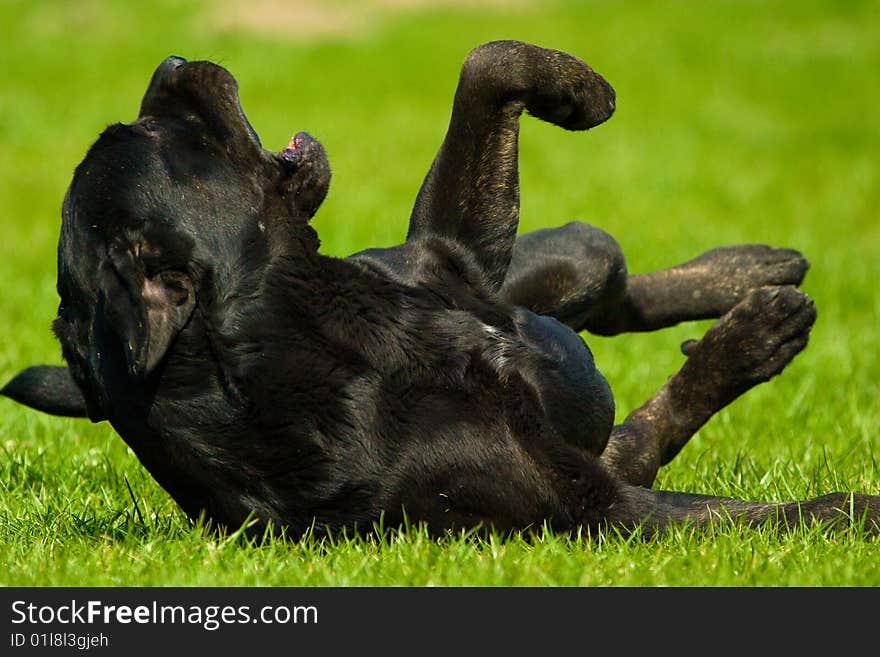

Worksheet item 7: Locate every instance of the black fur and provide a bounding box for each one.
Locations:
[3,42,878,538]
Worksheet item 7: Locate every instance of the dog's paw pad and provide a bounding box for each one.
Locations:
[685,285,816,394]
[697,244,809,286]
[738,245,809,286]
[680,246,811,318]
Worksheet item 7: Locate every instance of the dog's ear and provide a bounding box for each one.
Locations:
[1,365,89,417]
[99,249,196,379]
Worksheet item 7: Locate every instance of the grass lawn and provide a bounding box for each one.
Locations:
[1,0,878,586]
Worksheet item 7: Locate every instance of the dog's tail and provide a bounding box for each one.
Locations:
[1,365,88,417]
[610,484,880,535]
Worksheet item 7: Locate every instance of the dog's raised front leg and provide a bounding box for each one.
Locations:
[600,285,816,487]
[407,40,616,293]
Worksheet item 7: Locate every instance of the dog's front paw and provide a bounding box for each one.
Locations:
[461,41,616,131]
[681,285,817,405]
[519,47,616,131]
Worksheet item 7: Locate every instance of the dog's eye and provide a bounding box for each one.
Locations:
[143,119,159,133]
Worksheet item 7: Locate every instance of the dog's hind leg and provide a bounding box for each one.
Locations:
[599,285,816,487]
[610,484,880,535]
[406,41,616,293]
[500,221,628,328]
[583,244,810,336]
[500,223,809,336]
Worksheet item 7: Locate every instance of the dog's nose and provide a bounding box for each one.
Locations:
[161,55,188,71]
[151,56,188,87]
[140,56,190,117]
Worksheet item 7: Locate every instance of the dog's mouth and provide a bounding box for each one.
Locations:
[276,130,330,217]
[279,131,321,165]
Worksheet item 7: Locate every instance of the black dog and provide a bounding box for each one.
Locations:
[3,41,878,538]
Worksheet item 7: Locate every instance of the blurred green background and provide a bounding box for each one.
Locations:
[0,0,878,585]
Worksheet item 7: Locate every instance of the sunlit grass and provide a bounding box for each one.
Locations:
[1,0,878,586]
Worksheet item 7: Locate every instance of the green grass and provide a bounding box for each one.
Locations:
[1,0,879,586]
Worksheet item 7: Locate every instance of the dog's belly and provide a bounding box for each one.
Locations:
[305,308,617,533]
[297,387,612,535]
[349,245,614,453]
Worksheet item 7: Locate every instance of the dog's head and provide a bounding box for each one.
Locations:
[51,56,331,419]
